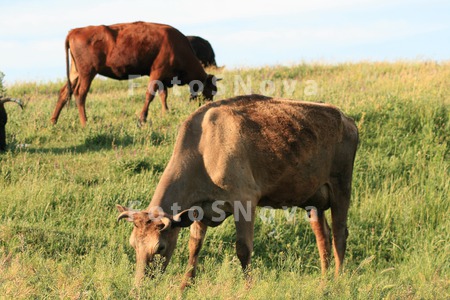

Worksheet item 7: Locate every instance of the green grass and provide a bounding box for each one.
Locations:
[1,61,449,299]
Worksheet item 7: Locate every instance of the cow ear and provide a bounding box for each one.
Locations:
[206,74,221,83]
[172,209,198,228]
[116,204,134,222]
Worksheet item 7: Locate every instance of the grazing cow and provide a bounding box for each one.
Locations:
[187,36,218,68]
[50,22,219,126]
[116,94,359,288]
[0,97,23,151]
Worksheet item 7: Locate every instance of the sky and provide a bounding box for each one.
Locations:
[0,0,449,83]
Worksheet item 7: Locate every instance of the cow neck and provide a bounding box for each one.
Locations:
[147,155,202,214]
[186,61,208,84]
[147,109,215,215]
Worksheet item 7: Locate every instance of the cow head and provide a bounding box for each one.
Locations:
[201,74,221,101]
[116,205,195,284]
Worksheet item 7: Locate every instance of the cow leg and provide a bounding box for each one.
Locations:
[75,75,94,127]
[51,59,79,125]
[234,203,256,280]
[50,83,69,125]
[180,221,207,290]
[50,80,77,125]
[331,183,351,277]
[140,79,161,124]
[159,85,169,114]
[308,208,331,275]
[0,121,6,151]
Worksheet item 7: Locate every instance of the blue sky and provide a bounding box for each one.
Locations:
[0,0,449,83]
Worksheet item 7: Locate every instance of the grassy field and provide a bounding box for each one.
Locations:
[0,62,449,299]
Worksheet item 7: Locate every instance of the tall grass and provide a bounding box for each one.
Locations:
[1,61,449,299]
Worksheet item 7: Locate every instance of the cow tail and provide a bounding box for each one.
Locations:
[65,36,72,103]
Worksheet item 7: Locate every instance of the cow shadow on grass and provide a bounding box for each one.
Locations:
[11,130,168,155]
[2,224,110,260]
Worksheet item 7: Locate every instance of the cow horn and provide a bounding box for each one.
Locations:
[0,97,23,109]
[159,217,172,232]
[117,211,134,222]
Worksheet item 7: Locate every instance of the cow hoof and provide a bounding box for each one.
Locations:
[137,117,152,128]
[180,277,194,291]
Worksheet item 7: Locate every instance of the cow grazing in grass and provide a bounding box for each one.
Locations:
[116,94,359,288]
[187,36,218,68]
[0,97,23,151]
[51,22,219,127]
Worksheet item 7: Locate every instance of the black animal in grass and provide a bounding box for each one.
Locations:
[0,97,23,151]
[187,36,218,68]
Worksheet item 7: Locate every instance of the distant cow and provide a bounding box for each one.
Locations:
[187,36,217,68]
[0,97,23,151]
[117,95,359,288]
[50,22,220,126]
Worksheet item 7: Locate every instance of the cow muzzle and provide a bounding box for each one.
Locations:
[135,252,168,284]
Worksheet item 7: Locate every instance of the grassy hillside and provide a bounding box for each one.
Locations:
[1,62,449,299]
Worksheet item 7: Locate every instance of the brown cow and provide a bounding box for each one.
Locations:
[116,94,359,288]
[50,22,219,126]
[0,97,23,151]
